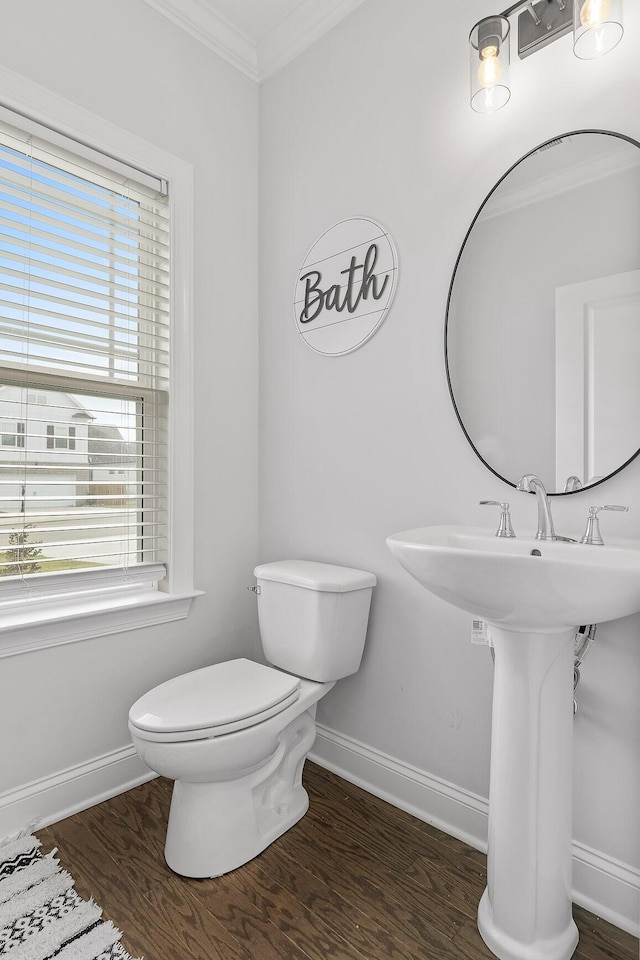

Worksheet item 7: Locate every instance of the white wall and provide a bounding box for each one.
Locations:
[0,0,260,821]
[259,0,640,932]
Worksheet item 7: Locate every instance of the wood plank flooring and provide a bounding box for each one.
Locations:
[37,763,638,960]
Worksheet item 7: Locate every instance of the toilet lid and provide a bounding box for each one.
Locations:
[129,658,300,740]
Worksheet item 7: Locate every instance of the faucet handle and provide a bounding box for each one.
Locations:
[479,501,516,538]
[580,505,629,545]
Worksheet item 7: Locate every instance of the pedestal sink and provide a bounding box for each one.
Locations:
[386,525,640,960]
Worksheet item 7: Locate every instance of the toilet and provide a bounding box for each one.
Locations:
[128,559,376,878]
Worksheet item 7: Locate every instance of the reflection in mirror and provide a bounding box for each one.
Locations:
[446,131,640,494]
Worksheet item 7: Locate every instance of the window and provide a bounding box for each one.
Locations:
[46,424,76,450]
[0,77,196,656]
[0,118,169,581]
[1,420,24,447]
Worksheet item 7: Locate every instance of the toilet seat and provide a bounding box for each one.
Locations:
[128,658,301,743]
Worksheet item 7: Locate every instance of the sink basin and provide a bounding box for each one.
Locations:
[386,524,640,960]
[386,524,640,631]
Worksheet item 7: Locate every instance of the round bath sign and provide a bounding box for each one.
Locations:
[293,217,398,356]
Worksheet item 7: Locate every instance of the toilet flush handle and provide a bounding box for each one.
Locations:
[247,584,261,595]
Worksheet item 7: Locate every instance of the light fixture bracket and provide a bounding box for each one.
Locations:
[517,0,574,58]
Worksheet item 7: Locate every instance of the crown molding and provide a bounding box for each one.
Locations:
[140,0,367,83]
[141,0,259,82]
[258,0,367,82]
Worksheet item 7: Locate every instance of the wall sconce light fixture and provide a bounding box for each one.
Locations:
[470,0,624,113]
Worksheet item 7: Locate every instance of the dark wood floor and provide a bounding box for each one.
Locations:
[37,763,637,960]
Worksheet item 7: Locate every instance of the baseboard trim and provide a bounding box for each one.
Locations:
[2,725,637,939]
[0,744,155,841]
[572,841,640,938]
[310,722,489,852]
[310,723,640,938]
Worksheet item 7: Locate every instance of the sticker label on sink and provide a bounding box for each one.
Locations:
[471,619,493,645]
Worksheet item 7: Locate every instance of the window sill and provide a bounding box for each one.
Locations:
[0,569,203,658]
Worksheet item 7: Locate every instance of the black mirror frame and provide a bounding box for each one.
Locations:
[444,129,640,496]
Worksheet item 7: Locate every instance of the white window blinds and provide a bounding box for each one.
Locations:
[0,118,169,578]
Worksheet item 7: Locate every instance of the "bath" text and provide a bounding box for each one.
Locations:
[298,243,390,325]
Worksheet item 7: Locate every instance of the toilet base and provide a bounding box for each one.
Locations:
[164,709,317,877]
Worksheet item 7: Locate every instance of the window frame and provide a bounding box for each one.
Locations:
[45,424,76,450]
[1,419,25,447]
[0,66,199,658]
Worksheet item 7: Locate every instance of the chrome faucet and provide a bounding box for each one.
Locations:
[517,474,557,541]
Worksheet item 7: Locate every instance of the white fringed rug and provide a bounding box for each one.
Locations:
[0,834,141,959]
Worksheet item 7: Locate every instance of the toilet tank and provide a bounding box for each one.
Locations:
[254,560,376,683]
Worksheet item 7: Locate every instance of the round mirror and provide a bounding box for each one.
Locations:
[446,130,640,495]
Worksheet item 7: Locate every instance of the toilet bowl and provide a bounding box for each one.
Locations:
[129,560,376,878]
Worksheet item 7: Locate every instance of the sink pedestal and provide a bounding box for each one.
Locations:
[478,625,579,960]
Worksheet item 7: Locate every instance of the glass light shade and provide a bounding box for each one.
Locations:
[573,0,623,59]
[470,16,511,114]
